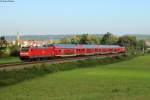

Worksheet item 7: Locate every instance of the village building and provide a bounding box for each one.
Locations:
[12,33,53,47]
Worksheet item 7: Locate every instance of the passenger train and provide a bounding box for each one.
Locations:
[19,44,126,61]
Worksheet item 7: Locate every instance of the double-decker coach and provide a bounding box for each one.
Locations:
[19,44,126,61]
[51,44,77,57]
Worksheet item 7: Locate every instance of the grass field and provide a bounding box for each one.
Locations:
[0,55,150,100]
[0,57,21,64]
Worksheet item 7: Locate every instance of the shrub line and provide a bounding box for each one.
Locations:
[0,53,141,87]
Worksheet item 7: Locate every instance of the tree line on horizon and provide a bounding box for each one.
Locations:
[60,32,146,53]
[0,32,147,58]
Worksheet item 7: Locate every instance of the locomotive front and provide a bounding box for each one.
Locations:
[19,46,31,61]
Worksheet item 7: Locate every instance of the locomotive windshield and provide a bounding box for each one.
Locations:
[21,47,29,52]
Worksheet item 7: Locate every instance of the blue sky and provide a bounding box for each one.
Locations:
[0,0,150,35]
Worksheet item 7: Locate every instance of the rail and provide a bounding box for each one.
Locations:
[0,53,124,70]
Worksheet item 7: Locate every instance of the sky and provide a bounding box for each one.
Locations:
[0,0,150,36]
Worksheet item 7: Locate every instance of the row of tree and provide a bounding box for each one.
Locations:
[0,32,147,58]
[61,34,101,44]
[60,32,146,52]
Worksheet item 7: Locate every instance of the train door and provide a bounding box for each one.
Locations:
[54,49,62,56]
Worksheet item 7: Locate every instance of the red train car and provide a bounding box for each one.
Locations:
[19,44,126,61]
[52,44,77,57]
[20,46,54,61]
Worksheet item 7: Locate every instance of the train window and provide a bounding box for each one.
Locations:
[43,45,48,48]
[47,44,54,47]
[21,47,29,52]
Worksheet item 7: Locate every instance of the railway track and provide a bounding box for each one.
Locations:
[0,53,124,70]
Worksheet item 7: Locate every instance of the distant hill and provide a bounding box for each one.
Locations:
[5,35,72,41]
[5,34,103,41]
[127,34,150,40]
[5,34,150,41]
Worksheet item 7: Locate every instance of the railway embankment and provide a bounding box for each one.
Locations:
[0,53,143,87]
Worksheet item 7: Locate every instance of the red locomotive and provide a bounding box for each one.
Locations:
[20,44,126,61]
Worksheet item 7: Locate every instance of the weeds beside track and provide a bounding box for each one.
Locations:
[0,53,125,70]
[0,53,129,87]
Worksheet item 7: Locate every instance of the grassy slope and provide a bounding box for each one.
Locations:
[0,57,21,64]
[0,55,150,100]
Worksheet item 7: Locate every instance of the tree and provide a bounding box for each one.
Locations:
[117,35,138,54]
[60,38,71,44]
[117,35,137,47]
[61,34,95,44]
[136,40,146,52]
[79,34,91,44]
[78,34,100,44]
[91,35,101,44]
[0,36,8,48]
[60,34,103,45]
[71,35,81,44]
[101,32,118,45]
[9,44,20,56]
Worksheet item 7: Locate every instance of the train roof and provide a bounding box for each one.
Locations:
[21,44,123,49]
[98,45,121,48]
[52,44,76,48]
[51,44,122,49]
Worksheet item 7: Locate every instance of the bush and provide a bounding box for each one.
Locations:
[146,49,150,54]
[0,45,20,58]
[0,48,10,58]
[9,45,20,57]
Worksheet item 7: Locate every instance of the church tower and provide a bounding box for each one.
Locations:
[16,32,20,45]
[17,32,20,41]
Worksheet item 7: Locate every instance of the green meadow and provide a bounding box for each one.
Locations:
[0,55,150,100]
[0,57,21,64]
